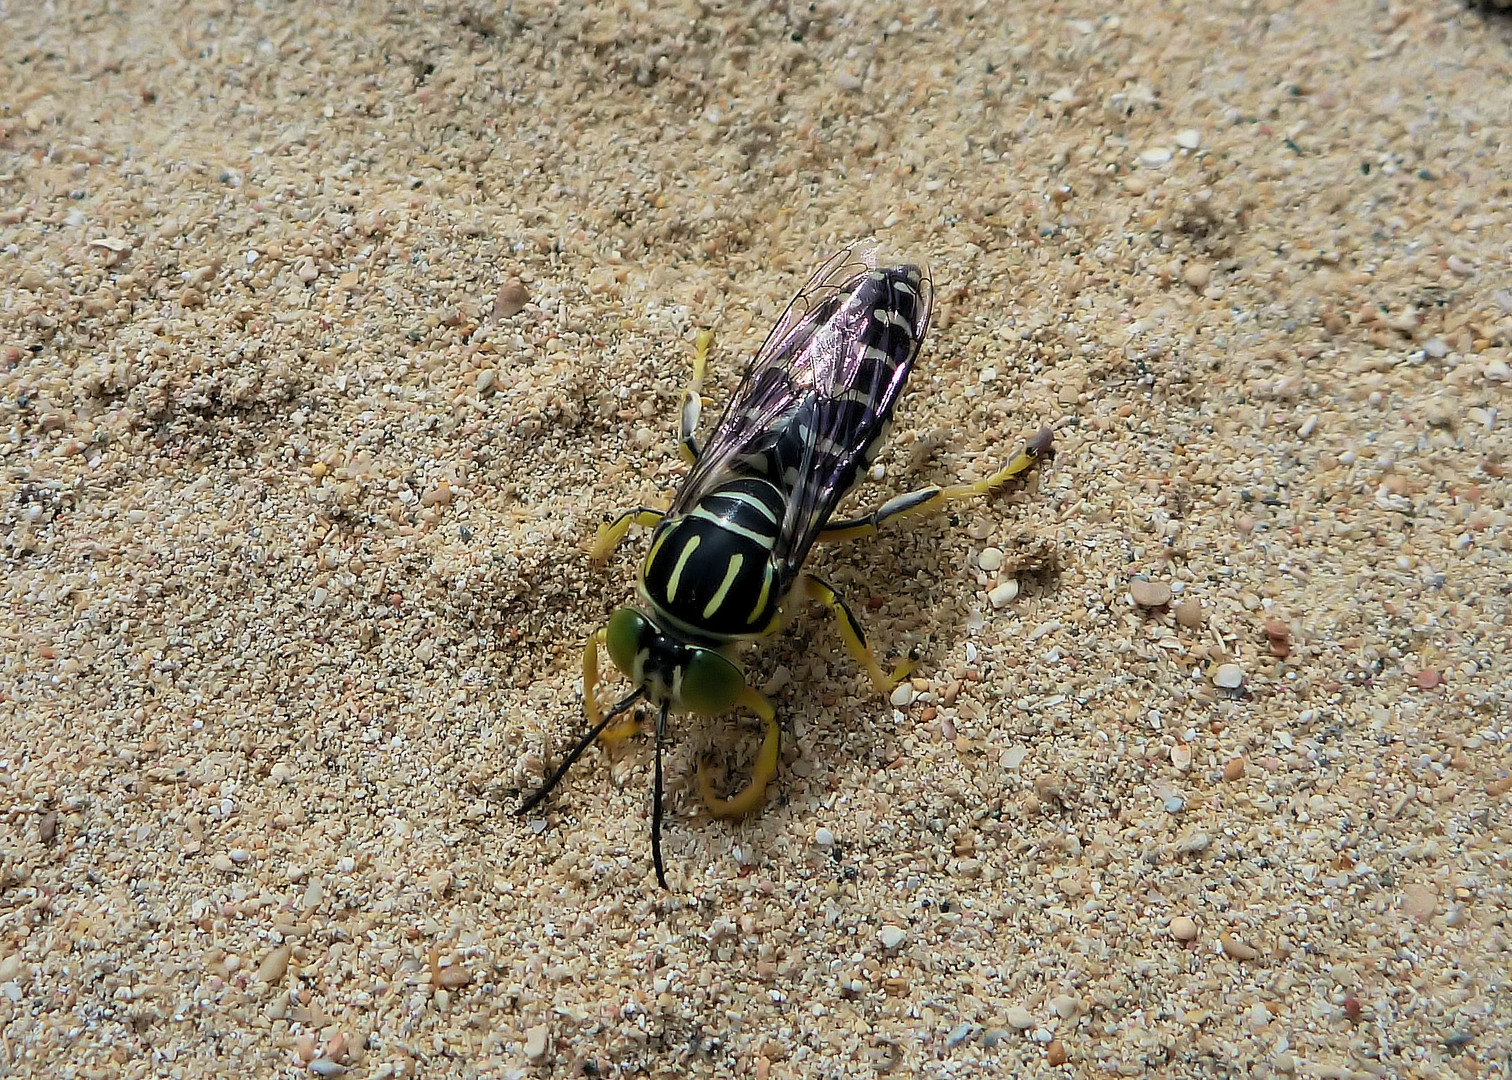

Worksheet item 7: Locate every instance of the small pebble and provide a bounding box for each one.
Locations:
[1047,1040,1068,1066]
[1175,128,1202,150]
[988,579,1019,608]
[1170,916,1198,941]
[977,546,1004,573]
[1223,756,1247,781]
[1006,1005,1036,1030]
[1174,598,1203,629]
[1213,663,1244,690]
[945,1022,975,1048]
[1049,994,1079,1019]
[1265,619,1292,659]
[1220,932,1259,960]
[1130,578,1172,608]
[256,944,292,984]
[1170,744,1192,771]
[523,1024,549,1061]
[1175,830,1210,854]
[1139,146,1173,166]
[879,925,907,949]
[1415,669,1442,690]
[1402,883,1437,920]
[890,682,915,708]
[1164,795,1185,814]
[1485,357,1511,383]
[1003,998,1040,1028]
[493,278,530,319]
[1182,262,1211,290]
[814,827,835,847]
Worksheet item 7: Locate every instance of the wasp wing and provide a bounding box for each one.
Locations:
[668,246,882,517]
[770,262,933,577]
[669,248,933,585]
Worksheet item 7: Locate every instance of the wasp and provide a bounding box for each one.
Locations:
[520,247,1052,888]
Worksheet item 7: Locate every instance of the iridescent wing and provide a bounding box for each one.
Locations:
[668,245,882,517]
[669,248,934,581]
[770,261,933,577]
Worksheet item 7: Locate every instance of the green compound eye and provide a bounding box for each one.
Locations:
[679,648,744,715]
[605,607,649,679]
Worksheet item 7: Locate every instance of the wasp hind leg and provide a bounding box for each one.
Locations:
[697,687,780,820]
[802,575,914,694]
[818,427,1054,544]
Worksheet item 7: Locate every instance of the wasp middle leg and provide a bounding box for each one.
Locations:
[589,508,665,561]
[676,328,714,465]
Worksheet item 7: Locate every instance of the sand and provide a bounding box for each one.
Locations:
[3,1,1510,1076]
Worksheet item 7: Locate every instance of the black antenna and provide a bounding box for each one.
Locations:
[652,700,670,890]
[517,689,644,816]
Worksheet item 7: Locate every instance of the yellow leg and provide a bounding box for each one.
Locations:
[801,575,913,694]
[589,507,665,561]
[518,627,647,817]
[582,626,609,723]
[677,329,713,465]
[819,426,1054,543]
[698,687,779,820]
[582,624,642,741]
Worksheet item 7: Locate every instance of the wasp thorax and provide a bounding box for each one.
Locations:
[604,606,745,715]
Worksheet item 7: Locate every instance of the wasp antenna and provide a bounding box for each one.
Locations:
[652,701,670,890]
[518,689,643,817]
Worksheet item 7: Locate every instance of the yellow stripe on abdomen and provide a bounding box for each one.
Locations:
[702,554,745,620]
[748,566,773,626]
[665,534,701,603]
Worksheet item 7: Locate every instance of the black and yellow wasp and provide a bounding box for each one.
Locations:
[520,246,1052,888]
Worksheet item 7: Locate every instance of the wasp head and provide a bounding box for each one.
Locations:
[604,606,745,715]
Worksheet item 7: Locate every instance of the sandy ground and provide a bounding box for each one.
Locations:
[3,1,1511,1077]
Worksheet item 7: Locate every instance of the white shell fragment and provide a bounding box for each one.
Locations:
[988,580,1020,608]
[1213,663,1245,690]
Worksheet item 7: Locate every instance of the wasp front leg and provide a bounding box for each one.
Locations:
[676,329,714,465]
[698,686,780,820]
[802,575,914,694]
[818,427,1054,543]
[582,625,641,742]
